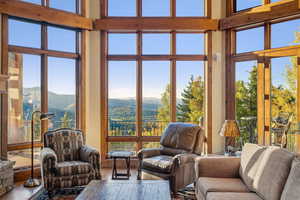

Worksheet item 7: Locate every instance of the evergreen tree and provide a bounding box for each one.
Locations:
[177,75,205,123]
[157,84,170,122]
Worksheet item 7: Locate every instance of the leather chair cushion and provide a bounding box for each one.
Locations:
[160,123,200,152]
[142,155,174,173]
[55,161,93,176]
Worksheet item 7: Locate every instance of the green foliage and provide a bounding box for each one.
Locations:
[60,112,72,128]
[157,84,170,122]
[177,76,205,123]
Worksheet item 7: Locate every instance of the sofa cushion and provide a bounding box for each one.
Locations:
[207,192,263,200]
[239,143,266,191]
[281,157,300,200]
[160,123,200,152]
[142,155,174,173]
[55,161,93,176]
[197,177,249,197]
[253,146,295,200]
[193,127,206,155]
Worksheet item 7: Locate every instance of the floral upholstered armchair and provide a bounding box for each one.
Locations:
[41,128,101,193]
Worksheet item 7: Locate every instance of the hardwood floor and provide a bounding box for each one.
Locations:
[1,168,139,200]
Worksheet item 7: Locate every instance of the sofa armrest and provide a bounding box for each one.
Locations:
[40,147,57,176]
[195,156,240,178]
[137,148,162,159]
[79,145,101,179]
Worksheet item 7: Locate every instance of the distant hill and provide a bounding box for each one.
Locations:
[23,87,163,122]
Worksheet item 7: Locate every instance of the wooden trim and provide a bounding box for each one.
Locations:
[232,53,258,62]
[14,167,41,182]
[170,32,176,122]
[94,18,219,31]
[7,142,43,151]
[221,0,300,30]
[100,31,108,162]
[136,32,142,150]
[206,31,212,153]
[0,0,92,30]
[297,56,300,124]
[264,59,271,145]
[107,136,161,142]
[107,55,207,61]
[8,45,79,59]
[257,58,265,145]
[206,0,212,18]
[1,14,8,160]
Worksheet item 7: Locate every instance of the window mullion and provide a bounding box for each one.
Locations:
[137,32,143,150]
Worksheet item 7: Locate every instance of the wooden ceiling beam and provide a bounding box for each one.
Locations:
[221,0,300,30]
[0,0,92,30]
[94,17,219,31]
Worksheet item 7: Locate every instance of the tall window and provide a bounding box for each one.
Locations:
[104,0,206,156]
[7,17,80,168]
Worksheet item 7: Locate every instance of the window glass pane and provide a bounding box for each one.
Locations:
[8,53,41,145]
[48,26,76,52]
[142,0,170,16]
[176,34,204,54]
[9,19,41,48]
[271,0,281,2]
[21,0,41,4]
[236,0,261,11]
[108,61,136,136]
[271,19,300,49]
[142,61,170,136]
[109,34,137,55]
[48,57,76,130]
[176,61,204,124]
[108,0,136,16]
[142,142,161,149]
[236,27,264,53]
[108,142,137,153]
[143,34,170,55]
[49,0,76,13]
[271,57,297,149]
[176,0,204,16]
[8,148,41,168]
[235,61,258,145]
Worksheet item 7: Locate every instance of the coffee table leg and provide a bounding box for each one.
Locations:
[112,157,116,179]
[126,157,131,179]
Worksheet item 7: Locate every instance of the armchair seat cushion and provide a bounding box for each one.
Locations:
[142,155,173,173]
[55,161,93,176]
[197,177,249,196]
[207,192,262,200]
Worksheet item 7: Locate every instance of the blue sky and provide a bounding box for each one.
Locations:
[10,0,300,98]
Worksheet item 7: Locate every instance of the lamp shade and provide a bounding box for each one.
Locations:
[219,120,240,137]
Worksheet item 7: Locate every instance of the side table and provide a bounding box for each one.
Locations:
[108,151,134,180]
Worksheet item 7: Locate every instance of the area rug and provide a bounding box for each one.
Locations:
[32,185,196,200]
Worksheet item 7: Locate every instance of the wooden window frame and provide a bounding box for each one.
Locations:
[227,3,300,150]
[100,0,212,165]
[0,0,86,173]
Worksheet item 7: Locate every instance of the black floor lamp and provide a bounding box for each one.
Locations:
[24,111,55,188]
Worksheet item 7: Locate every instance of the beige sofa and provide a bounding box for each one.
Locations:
[195,143,300,200]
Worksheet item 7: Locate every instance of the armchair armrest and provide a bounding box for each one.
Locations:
[173,153,197,165]
[79,145,101,179]
[137,148,162,159]
[195,156,240,179]
[40,147,57,176]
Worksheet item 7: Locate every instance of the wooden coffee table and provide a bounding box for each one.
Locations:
[75,180,171,200]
